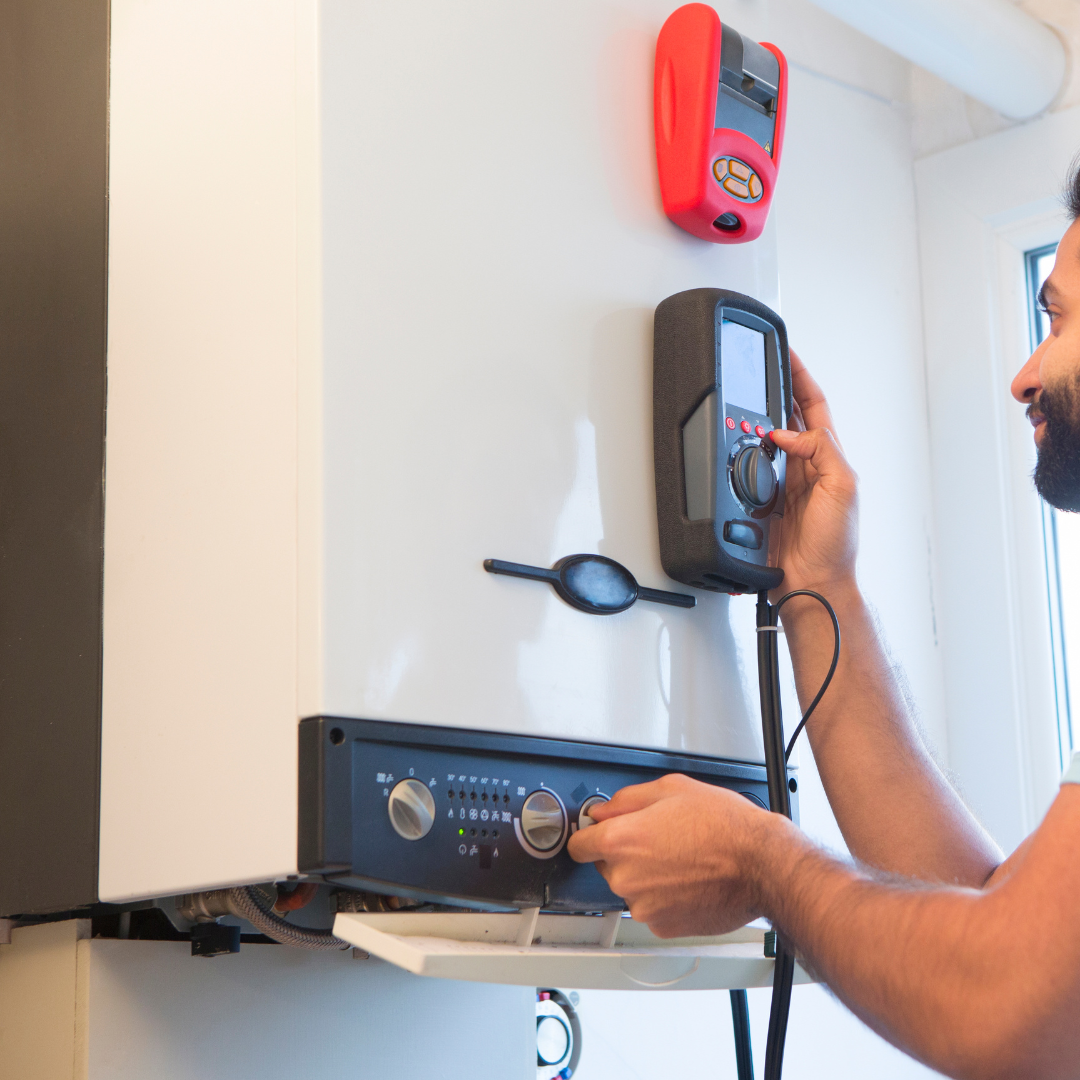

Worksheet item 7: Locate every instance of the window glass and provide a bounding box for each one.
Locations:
[1030,246,1057,344]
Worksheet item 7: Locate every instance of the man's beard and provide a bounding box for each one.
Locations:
[1032,373,1080,511]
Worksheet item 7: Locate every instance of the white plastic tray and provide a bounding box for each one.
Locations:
[333,910,811,991]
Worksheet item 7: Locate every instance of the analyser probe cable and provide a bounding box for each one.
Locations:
[733,588,841,1080]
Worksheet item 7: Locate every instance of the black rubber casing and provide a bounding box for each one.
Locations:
[654,288,792,594]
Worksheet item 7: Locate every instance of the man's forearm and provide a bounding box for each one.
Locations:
[752,812,1071,1080]
[780,582,1000,885]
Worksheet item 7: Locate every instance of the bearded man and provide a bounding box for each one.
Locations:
[568,171,1080,1079]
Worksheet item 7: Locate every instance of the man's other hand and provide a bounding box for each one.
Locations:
[566,774,783,937]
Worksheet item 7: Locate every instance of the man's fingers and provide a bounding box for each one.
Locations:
[788,350,841,448]
[567,819,614,864]
[586,775,692,822]
[568,774,695,863]
[770,426,851,480]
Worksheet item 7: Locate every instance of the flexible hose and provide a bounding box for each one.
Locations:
[757,591,793,1080]
[226,886,350,951]
[729,988,754,1080]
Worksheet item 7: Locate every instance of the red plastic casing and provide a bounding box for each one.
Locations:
[654,4,788,244]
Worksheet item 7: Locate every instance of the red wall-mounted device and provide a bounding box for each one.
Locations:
[655,4,788,244]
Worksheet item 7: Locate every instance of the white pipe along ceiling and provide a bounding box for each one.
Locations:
[806,0,1067,119]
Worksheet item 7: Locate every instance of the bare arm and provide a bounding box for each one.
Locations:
[568,777,1080,1080]
[759,785,1080,1079]
[769,353,1000,885]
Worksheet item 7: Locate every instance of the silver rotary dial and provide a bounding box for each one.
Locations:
[520,789,568,853]
[387,777,436,841]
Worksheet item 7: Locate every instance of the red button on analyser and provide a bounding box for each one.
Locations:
[740,420,751,433]
[755,425,766,437]
[726,417,736,430]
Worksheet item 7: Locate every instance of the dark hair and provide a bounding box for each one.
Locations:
[1066,154,1080,220]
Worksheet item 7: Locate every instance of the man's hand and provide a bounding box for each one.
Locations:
[769,349,859,597]
[566,774,783,937]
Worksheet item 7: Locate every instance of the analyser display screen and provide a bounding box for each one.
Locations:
[721,318,767,415]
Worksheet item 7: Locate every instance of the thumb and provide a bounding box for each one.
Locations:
[770,427,854,484]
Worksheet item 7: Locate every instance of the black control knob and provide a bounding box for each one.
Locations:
[732,445,777,508]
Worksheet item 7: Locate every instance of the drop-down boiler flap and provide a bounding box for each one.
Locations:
[333,910,812,992]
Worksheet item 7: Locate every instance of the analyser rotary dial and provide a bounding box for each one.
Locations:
[732,444,777,509]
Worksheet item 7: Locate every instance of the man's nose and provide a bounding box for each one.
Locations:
[1011,347,1043,403]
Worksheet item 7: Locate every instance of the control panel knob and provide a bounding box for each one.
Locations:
[388,777,436,841]
[578,794,609,830]
[732,444,777,508]
[520,790,568,852]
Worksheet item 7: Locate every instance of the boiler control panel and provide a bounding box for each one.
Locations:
[298,716,794,911]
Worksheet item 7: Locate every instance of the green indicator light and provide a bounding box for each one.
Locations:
[458,828,465,836]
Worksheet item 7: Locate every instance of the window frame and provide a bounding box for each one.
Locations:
[1026,242,1074,771]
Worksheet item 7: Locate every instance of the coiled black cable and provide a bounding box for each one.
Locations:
[774,589,842,762]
